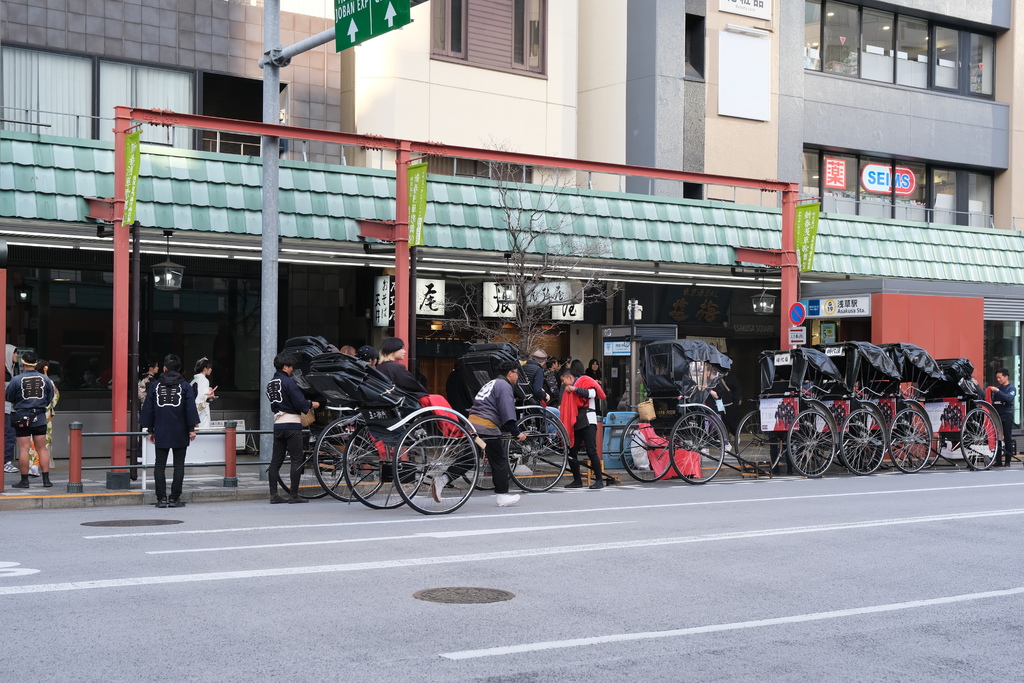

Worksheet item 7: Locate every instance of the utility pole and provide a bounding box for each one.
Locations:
[628,298,642,408]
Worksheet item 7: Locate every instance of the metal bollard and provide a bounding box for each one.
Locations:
[68,422,84,493]
[223,421,238,488]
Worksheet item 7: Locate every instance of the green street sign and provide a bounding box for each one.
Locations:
[334,0,412,52]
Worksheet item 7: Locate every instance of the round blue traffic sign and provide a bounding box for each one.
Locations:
[789,302,806,326]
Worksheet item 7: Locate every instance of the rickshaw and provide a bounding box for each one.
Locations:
[740,347,845,478]
[923,357,1002,471]
[618,340,731,484]
[879,343,947,473]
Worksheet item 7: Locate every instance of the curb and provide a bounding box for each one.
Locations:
[0,487,272,511]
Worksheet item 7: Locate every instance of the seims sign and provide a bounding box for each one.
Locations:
[860,163,916,196]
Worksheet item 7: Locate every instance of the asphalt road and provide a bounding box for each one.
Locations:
[2,468,1023,682]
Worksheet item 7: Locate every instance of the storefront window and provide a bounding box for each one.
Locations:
[968,172,993,228]
[932,169,957,225]
[821,154,857,214]
[802,150,820,197]
[933,26,959,90]
[895,16,928,88]
[859,157,893,217]
[861,9,893,83]
[893,162,926,222]
[823,2,859,76]
[804,1,822,70]
[969,33,994,96]
[985,321,1020,427]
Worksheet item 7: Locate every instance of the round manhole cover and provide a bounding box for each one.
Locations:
[81,519,184,527]
[413,587,515,604]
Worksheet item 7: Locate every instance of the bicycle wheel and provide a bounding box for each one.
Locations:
[509,412,568,492]
[620,417,672,482]
[275,431,328,499]
[669,407,726,484]
[313,415,362,502]
[889,408,931,473]
[839,407,887,475]
[342,426,405,509]
[961,407,998,471]
[734,410,780,472]
[786,407,836,478]
[394,416,479,515]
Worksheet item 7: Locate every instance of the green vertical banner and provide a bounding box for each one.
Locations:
[407,162,428,248]
[123,131,142,226]
[794,202,821,273]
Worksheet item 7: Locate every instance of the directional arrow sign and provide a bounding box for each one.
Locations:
[334,0,412,52]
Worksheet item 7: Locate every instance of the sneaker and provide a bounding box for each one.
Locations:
[168,498,186,508]
[589,480,605,490]
[287,496,308,504]
[155,497,168,508]
[28,465,40,477]
[269,495,290,504]
[431,474,449,503]
[564,480,584,489]
[495,493,521,508]
[3,462,17,474]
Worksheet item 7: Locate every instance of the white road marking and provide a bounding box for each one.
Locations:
[440,585,1024,660]
[7,507,1023,597]
[145,522,628,555]
[83,479,1024,539]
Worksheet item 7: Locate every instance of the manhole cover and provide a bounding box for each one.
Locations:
[413,587,515,604]
[81,519,184,527]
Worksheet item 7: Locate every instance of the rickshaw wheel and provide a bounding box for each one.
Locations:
[509,412,569,492]
[839,407,886,475]
[889,408,931,473]
[735,410,781,471]
[394,416,479,515]
[961,408,999,471]
[620,417,673,482]
[669,407,726,484]
[786,406,836,478]
[342,426,405,509]
[313,414,362,502]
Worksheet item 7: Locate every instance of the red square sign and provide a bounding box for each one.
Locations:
[824,158,846,189]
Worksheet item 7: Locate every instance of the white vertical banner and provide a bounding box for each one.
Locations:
[551,302,584,321]
[482,282,517,318]
[373,275,394,327]
[416,279,446,316]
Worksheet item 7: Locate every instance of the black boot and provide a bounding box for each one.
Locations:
[589,458,605,489]
[41,472,53,488]
[565,459,583,487]
[12,475,29,489]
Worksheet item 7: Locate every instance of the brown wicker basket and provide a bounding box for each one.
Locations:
[637,400,656,422]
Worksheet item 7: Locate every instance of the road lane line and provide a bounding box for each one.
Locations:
[440,585,1024,660]
[83,479,1024,539]
[145,522,628,555]
[10,507,1024,597]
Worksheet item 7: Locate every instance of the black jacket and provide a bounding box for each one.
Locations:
[266,370,313,431]
[377,360,429,399]
[521,358,547,403]
[140,371,201,449]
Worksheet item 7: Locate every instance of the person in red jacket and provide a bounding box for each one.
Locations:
[558,365,607,489]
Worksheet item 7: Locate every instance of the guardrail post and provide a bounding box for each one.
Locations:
[223,421,238,487]
[68,422,84,493]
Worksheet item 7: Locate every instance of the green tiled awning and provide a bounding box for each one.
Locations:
[3,132,1024,284]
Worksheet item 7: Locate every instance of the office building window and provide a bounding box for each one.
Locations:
[859,156,894,217]
[1,47,93,138]
[821,154,858,214]
[802,150,821,197]
[894,161,927,222]
[805,3,995,99]
[823,2,859,76]
[895,16,928,88]
[432,0,466,58]
[99,62,194,147]
[861,9,893,83]
[804,1,822,70]
[970,33,994,95]
[512,0,544,72]
[968,172,993,227]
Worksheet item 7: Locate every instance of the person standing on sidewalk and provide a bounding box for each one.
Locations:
[559,365,607,489]
[266,352,319,504]
[4,344,18,475]
[191,357,216,429]
[5,351,55,489]
[988,368,1017,467]
[140,354,200,508]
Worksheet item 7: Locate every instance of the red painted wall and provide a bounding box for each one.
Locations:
[870,293,984,379]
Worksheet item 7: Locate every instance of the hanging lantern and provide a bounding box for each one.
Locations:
[152,230,185,292]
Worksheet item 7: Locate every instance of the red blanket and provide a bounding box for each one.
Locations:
[638,423,701,479]
[559,376,606,447]
[419,394,460,437]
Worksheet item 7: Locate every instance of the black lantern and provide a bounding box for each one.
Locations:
[14,282,32,303]
[751,287,776,315]
[152,230,185,292]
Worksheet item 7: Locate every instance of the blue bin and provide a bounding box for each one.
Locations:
[601,412,637,469]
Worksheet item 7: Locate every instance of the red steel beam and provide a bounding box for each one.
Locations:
[111,106,130,474]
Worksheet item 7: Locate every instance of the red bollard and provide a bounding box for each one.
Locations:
[68,422,84,493]
[223,420,238,488]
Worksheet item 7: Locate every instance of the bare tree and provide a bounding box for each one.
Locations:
[444,159,616,355]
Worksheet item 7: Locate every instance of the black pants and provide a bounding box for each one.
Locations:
[154,447,187,500]
[4,413,15,463]
[567,424,601,482]
[269,429,304,495]
[999,415,1014,467]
